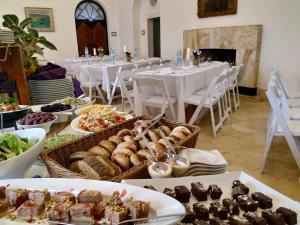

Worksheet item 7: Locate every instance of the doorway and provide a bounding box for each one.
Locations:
[75,0,109,56]
[148,17,161,57]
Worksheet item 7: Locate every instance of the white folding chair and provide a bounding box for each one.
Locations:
[262,82,300,172]
[134,77,177,120]
[229,64,244,111]
[79,65,106,102]
[109,66,123,105]
[185,70,230,137]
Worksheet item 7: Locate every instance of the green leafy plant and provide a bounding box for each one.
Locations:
[2,14,57,71]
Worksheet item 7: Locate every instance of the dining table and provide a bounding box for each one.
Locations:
[78,57,161,103]
[134,61,228,123]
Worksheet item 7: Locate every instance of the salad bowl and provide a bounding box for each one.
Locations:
[0,128,46,179]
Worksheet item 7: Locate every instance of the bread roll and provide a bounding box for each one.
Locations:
[68,161,81,173]
[77,160,101,180]
[112,148,134,157]
[170,130,186,141]
[108,135,122,146]
[88,146,111,158]
[135,126,144,135]
[123,135,133,142]
[112,154,131,171]
[139,139,147,149]
[167,136,180,144]
[148,130,159,143]
[173,126,191,136]
[134,120,149,129]
[70,151,94,161]
[158,139,168,149]
[117,129,135,138]
[159,125,172,136]
[137,150,152,160]
[98,140,115,153]
[130,154,143,167]
[116,141,137,152]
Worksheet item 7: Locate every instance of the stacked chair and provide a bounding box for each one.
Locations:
[262,70,300,171]
[184,64,244,137]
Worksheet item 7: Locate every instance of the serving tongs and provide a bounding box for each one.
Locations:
[49,212,186,225]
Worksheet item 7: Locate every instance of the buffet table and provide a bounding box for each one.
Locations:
[135,61,228,123]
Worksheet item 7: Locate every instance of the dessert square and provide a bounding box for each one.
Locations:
[262,210,285,225]
[69,203,96,223]
[193,203,209,221]
[6,189,29,208]
[17,200,44,221]
[77,190,103,204]
[191,182,208,201]
[105,205,129,224]
[181,206,196,223]
[243,212,268,225]
[29,190,51,205]
[208,184,223,200]
[236,195,259,212]
[251,192,272,209]
[222,198,239,215]
[276,207,297,225]
[174,185,190,203]
[53,192,76,204]
[209,202,228,220]
[47,202,71,223]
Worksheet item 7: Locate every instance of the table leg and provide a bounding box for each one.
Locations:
[177,77,185,123]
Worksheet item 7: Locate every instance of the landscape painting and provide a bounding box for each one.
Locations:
[25,7,55,32]
[198,0,238,18]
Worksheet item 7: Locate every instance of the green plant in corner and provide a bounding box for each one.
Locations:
[2,14,57,74]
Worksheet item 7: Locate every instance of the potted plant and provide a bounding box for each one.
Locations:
[2,14,57,76]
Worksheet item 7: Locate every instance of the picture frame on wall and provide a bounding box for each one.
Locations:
[25,7,55,32]
[198,0,238,18]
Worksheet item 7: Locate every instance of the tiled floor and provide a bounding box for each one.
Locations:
[195,97,300,201]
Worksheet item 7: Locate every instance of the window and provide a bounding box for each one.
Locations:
[75,1,105,21]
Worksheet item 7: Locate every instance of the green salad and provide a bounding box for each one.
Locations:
[53,97,87,105]
[45,134,82,150]
[0,133,39,162]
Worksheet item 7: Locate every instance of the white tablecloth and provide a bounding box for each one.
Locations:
[79,58,161,101]
[61,56,108,72]
[134,61,228,123]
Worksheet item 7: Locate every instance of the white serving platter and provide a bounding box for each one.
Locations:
[123,171,300,223]
[0,178,185,225]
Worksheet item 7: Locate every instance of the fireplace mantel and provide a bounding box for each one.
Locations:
[183,25,262,95]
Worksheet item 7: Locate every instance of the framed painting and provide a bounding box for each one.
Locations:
[198,0,238,18]
[25,7,55,32]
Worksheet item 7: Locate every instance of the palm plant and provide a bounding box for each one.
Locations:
[2,14,57,72]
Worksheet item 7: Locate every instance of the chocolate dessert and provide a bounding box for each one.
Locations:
[208,184,223,199]
[181,206,196,223]
[276,207,297,225]
[210,217,227,225]
[191,182,208,201]
[262,210,285,225]
[194,220,210,225]
[143,185,157,191]
[163,188,176,199]
[236,195,258,212]
[228,215,253,225]
[174,185,190,203]
[232,180,249,199]
[193,203,209,221]
[222,198,240,215]
[251,192,272,209]
[209,202,228,220]
[243,212,267,225]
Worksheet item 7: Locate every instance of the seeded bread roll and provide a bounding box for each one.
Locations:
[108,135,122,146]
[148,130,159,143]
[70,151,94,161]
[112,148,135,157]
[130,153,144,167]
[98,140,115,153]
[116,141,137,152]
[88,146,111,158]
[112,154,131,171]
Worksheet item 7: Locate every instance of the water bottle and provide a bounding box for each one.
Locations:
[176,48,183,70]
[133,48,138,61]
[110,48,115,64]
[84,47,89,58]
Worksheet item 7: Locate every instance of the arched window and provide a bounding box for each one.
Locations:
[75,0,106,22]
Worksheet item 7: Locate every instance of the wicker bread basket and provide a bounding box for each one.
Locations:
[42,116,200,182]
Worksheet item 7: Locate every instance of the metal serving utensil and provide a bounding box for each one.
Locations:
[49,212,186,225]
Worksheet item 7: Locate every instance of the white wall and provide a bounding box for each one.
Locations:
[0,0,120,64]
[125,0,300,90]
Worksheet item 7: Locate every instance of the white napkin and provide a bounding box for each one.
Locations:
[179,148,227,166]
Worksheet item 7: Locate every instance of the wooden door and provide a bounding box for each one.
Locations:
[76,21,109,57]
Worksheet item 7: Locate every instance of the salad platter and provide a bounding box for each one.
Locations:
[0,178,185,225]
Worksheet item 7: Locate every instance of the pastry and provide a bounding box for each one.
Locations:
[123,199,150,219]
[6,189,29,207]
[181,206,196,223]
[276,207,297,225]
[232,180,249,199]
[108,135,122,145]
[112,154,131,171]
[117,129,135,138]
[53,192,76,204]
[70,151,94,161]
[147,130,159,143]
[170,130,186,140]
[0,186,5,199]
[210,217,227,225]
[222,198,239,215]
[167,136,179,144]
[70,203,95,223]
[116,142,137,152]
[88,146,111,158]
[17,200,44,221]
[134,120,149,129]
[112,148,135,157]
[209,202,228,220]
[123,135,133,142]
[228,216,253,225]
[135,126,144,135]
[174,185,190,203]
[251,192,272,209]
[159,125,172,136]
[172,126,192,136]
[138,139,147,149]
[236,195,259,212]
[98,140,115,153]
[243,212,268,225]
[130,153,144,167]
[191,182,208,201]
[158,139,168,148]
[137,150,152,160]
[47,202,71,222]
[77,190,103,204]
[163,188,176,198]
[0,199,9,216]
[148,142,165,155]
[28,190,51,205]
[105,205,129,224]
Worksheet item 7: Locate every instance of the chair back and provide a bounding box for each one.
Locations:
[271,70,290,99]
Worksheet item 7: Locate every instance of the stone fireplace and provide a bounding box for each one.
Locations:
[183,25,262,96]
